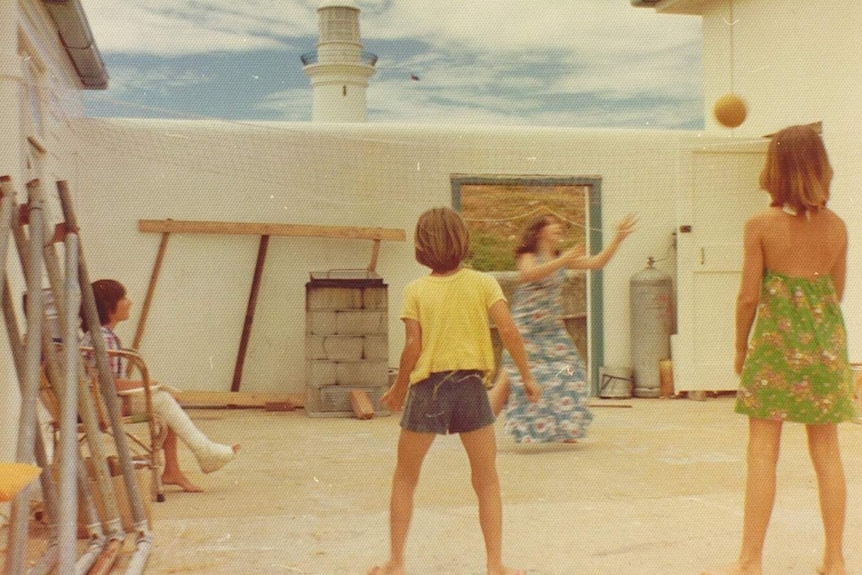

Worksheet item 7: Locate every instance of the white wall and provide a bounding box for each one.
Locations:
[1,0,89,478]
[701,0,862,359]
[57,120,720,396]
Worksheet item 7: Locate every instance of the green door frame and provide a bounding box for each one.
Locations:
[450,175,604,394]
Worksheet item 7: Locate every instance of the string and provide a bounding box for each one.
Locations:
[726,0,736,93]
[729,0,735,92]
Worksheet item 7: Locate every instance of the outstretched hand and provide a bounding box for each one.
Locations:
[614,213,639,242]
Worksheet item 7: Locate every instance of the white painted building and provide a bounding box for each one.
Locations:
[634,0,862,396]
[2,0,861,465]
[0,0,108,465]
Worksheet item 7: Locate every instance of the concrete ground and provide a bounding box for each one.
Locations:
[5,395,862,575]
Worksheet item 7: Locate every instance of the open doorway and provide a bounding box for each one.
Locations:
[451,175,605,393]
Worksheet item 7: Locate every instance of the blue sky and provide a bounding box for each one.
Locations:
[81,1,704,129]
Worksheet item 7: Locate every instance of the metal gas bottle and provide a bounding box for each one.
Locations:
[630,257,673,398]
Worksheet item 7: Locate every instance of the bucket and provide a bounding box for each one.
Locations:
[659,359,675,398]
[599,366,633,399]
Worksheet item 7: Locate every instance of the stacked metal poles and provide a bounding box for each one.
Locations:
[57,181,153,575]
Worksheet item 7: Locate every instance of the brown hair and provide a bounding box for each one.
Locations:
[515,214,561,257]
[760,125,833,215]
[83,279,126,329]
[414,208,470,273]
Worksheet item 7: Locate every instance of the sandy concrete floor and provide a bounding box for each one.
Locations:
[5,396,862,574]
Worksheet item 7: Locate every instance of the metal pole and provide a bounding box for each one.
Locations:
[58,233,80,574]
[4,180,45,575]
[0,181,107,575]
[57,181,153,574]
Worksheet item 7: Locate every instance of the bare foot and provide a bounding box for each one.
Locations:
[700,563,761,575]
[233,444,241,453]
[162,471,204,493]
[818,564,847,575]
[488,564,527,575]
[367,563,404,575]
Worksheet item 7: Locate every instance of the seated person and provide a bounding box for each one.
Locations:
[82,279,239,492]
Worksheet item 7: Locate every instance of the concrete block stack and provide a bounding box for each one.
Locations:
[305,271,390,417]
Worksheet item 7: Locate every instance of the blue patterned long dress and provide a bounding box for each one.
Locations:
[500,262,593,443]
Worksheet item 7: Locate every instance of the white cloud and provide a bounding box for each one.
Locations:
[82,1,699,59]
[81,0,314,55]
[80,1,703,127]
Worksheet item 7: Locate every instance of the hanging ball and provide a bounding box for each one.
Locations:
[713,93,747,128]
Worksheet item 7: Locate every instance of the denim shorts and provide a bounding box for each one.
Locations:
[400,370,495,435]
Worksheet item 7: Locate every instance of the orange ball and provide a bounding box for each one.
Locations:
[713,93,747,128]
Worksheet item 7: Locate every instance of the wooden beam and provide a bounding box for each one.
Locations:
[139,219,405,242]
[176,391,304,408]
[232,235,269,392]
[131,231,170,352]
[367,239,381,272]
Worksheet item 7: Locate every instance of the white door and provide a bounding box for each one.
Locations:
[673,140,768,392]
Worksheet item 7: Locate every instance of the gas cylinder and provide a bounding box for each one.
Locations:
[630,257,673,398]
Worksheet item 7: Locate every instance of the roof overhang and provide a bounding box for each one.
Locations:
[630,0,705,15]
[41,0,108,89]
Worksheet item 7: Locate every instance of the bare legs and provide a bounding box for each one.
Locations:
[369,429,435,575]
[460,424,521,575]
[488,370,510,417]
[160,429,203,492]
[369,425,521,575]
[807,424,846,575]
[703,419,847,575]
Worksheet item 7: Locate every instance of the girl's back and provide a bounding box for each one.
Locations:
[757,207,846,281]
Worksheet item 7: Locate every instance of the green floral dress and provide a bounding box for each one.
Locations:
[735,271,855,423]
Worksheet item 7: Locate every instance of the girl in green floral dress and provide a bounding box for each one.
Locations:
[704,125,855,575]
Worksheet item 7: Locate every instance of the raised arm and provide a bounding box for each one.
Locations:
[573,213,638,270]
[516,250,580,283]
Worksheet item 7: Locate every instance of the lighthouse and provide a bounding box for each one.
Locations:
[301,0,377,122]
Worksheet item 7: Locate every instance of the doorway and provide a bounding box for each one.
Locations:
[451,175,605,393]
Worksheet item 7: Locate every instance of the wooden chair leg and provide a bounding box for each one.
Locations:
[151,420,168,502]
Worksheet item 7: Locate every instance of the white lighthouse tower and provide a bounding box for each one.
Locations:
[301,0,377,122]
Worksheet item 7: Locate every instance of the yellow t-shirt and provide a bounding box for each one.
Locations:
[400,268,506,386]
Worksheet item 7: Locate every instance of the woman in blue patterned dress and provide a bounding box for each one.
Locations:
[489,213,637,443]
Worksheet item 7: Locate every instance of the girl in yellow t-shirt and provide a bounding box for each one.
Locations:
[368,208,539,575]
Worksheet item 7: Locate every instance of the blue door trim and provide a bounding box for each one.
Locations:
[450,175,604,395]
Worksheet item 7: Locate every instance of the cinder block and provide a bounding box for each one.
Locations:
[362,287,388,309]
[336,310,386,335]
[336,360,389,386]
[323,336,364,361]
[307,287,363,310]
[363,335,388,360]
[307,310,337,335]
[306,335,326,360]
[306,360,337,389]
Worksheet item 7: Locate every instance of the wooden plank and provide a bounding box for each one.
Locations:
[176,391,304,408]
[349,390,375,420]
[367,238,381,272]
[139,219,406,242]
[232,234,268,392]
[131,231,170,352]
[264,401,296,412]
